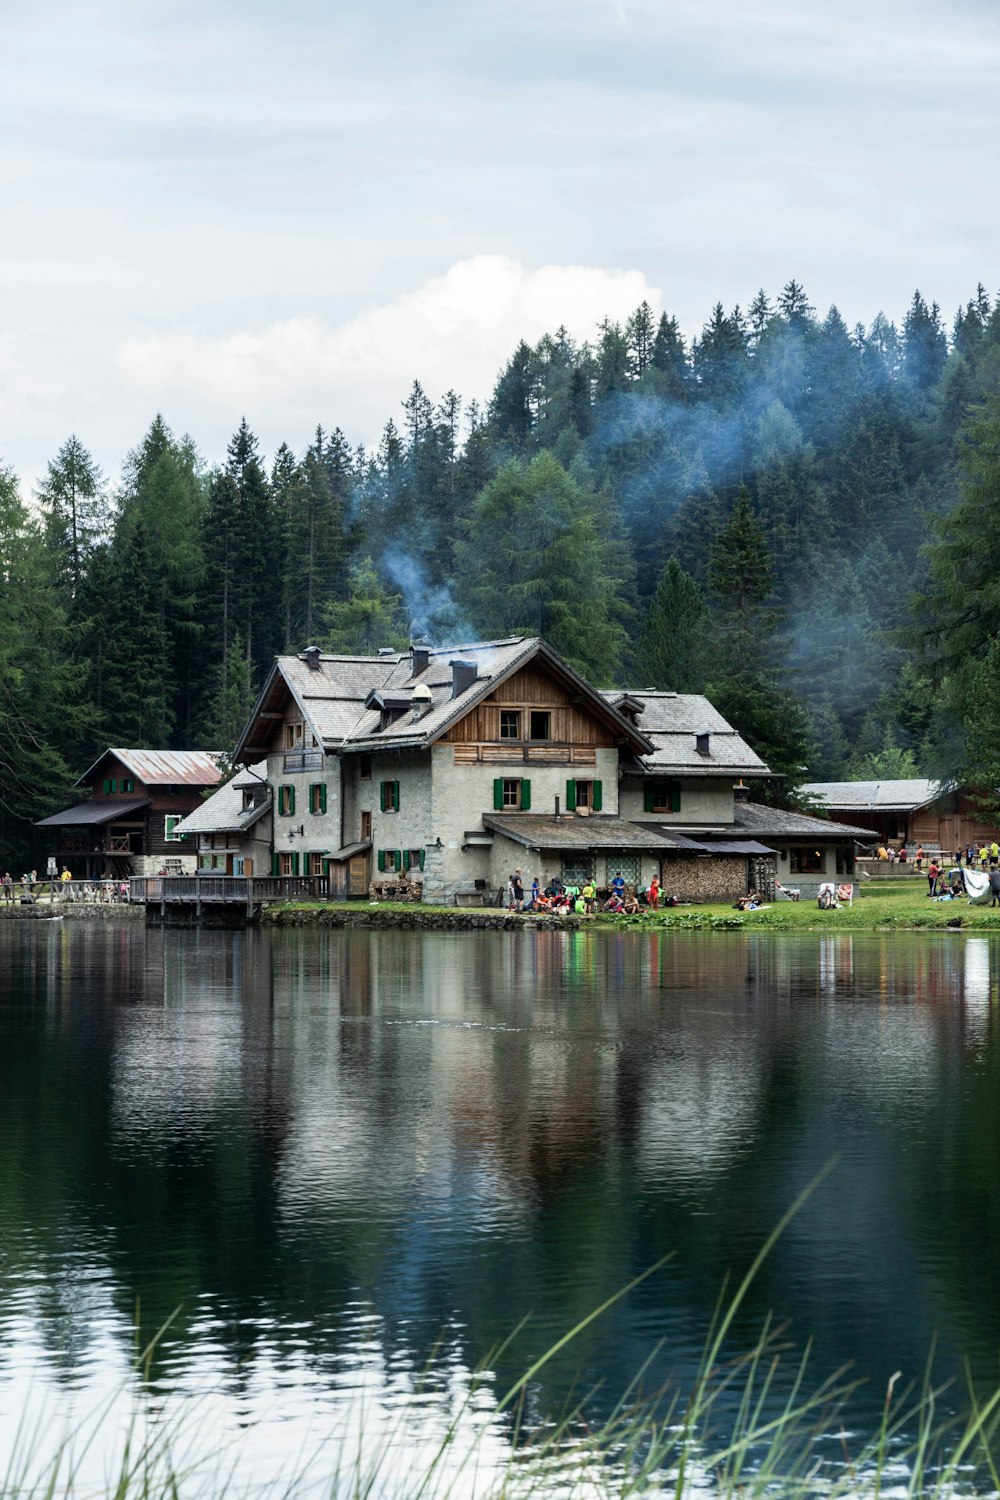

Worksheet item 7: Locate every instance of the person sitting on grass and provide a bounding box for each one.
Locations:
[621,892,641,915]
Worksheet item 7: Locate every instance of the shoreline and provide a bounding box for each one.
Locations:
[2,887,997,933]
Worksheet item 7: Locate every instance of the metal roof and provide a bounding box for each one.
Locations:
[77,749,224,788]
[800,779,955,812]
[36,798,150,828]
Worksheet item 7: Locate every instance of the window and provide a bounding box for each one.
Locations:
[644,781,681,814]
[361,809,372,839]
[377,849,400,872]
[309,853,327,876]
[790,847,825,874]
[493,777,531,811]
[360,754,372,780]
[529,710,551,740]
[103,778,118,794]
[500,710,521,739]
[165,815,184,842]
[279,851,295,876]
[402,849,425,873]
[561,855,594,885]
[278,785,296,816]
[309,783,327,815]
[380,780,400,812]
[284,721,304,750]
[565,779,603,812]
[607,853,641,888]
[122,778,135,793]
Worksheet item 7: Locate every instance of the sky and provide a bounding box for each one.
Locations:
[2,0,998,492]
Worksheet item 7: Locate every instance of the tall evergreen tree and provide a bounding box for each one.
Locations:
[706,488,811,797]
[35,436,108,598]
[636,557,714,692]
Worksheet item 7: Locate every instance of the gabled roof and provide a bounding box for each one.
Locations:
[77,749,223,788]
[800,779,955,812]
[604,691,771,777]
[171,770,271,837]
[235,638,654,762]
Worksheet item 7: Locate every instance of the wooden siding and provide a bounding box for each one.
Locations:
[443,664,618,748]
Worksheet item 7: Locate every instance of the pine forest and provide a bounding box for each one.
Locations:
[4,279,1000,863]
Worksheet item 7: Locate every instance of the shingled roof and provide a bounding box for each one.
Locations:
[235,637,654,762]
[604,691,771,777]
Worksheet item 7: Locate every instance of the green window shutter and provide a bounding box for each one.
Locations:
[322,857,330,876]
[320,783,327,815]
[670,782,681,813]
[103,779,110,794]
[271,853,280,876]
[402,849,411,870]
[288,785,295,816]
[292,852,300,876]
[394,780,401,811]
[520,778,531,811]
[109,779,117,793]
[378,849,386,872]
[644,784,655,813]
[493,778,504,810]
[418,849,425,871]
[592,780,603,812]
[565,780,577,812]
[380,781,387,812]
[396,850,403,872]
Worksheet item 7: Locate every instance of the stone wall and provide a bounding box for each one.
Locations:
[661,854,747,903]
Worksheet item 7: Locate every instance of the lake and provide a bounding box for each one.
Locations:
[1,920,998,1492]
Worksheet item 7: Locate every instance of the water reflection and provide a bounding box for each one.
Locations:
[3,922,1000,1487]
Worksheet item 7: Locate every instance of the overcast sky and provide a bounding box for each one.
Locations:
[2,0,998,491]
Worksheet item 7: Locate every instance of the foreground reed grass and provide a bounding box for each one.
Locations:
[6,1182,1000,1499]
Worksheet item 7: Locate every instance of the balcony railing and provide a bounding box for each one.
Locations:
[282,750,325,773]
[130,875,328,905]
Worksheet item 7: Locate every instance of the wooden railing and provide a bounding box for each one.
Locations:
[130,875,328,905]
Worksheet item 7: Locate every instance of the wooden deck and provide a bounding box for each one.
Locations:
[130,875,328,910]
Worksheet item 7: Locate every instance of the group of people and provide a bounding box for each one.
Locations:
[2,869,127,905]
[876,842,1000,871]
[505,868,676,915]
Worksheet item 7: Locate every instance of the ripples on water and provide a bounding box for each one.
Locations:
[2,922,1000,1492]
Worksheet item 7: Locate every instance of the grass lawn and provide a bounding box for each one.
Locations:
[270,880,1000,932]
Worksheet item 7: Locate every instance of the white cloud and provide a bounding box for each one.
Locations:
[116,256,662,446]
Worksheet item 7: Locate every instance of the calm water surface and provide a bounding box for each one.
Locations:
[1,921,999,1487]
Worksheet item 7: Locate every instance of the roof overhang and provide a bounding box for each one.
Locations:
[36,798,151,828]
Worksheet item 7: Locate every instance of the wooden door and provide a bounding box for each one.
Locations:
[348,855,369,896]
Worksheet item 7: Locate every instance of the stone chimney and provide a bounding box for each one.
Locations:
[450,659,478,699]
[302,645,321,671]
[410,644,430,678]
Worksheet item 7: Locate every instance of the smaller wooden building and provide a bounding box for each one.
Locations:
[36,749,222,878]
[800,779,997,855]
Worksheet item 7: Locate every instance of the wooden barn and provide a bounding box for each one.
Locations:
[800,778,997,855]
[36,749,222,878]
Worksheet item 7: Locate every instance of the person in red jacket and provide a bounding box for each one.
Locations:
[648,874,660,910]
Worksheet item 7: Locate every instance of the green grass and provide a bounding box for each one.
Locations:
[268,887,1000,933]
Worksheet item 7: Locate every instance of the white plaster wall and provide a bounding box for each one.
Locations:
[355,751,433,874]
[268,750,342,871]
[618,777,734,825]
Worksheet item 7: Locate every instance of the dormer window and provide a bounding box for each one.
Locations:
[696,732,711,756]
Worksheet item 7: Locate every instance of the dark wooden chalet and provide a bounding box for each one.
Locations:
[36,749,222,878]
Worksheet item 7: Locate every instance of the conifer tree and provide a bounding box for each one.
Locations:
[707,488,811,797]
[636,557,714,692]
[459,451,625,683]
[35,436,108,598]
